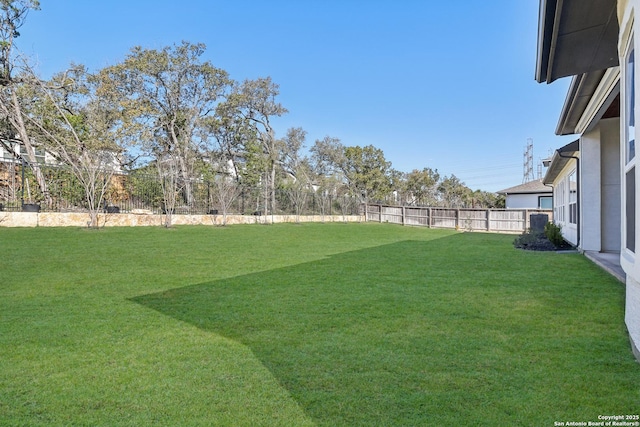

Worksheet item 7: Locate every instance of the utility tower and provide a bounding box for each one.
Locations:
[523,138,535,183]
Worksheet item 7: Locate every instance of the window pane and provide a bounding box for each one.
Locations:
[627,167,636,252]
[627,45,636,163]
[539,196,552,209]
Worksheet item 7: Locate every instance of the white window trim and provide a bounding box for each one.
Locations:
[621,16,637,269]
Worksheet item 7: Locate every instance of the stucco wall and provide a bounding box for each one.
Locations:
[600,118,622,252]
[580,129,603,252]
[0,212,364,227]
[505,193,548,209]
[626,275,640,360]
[578,119,622,253]
[618,0,640,362]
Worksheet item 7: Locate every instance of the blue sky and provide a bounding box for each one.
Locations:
[18,0,576,192]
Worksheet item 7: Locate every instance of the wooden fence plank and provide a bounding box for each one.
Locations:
[367,204,552,233]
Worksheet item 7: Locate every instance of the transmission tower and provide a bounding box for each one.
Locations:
[523,138,535,183]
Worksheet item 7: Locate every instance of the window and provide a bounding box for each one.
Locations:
[555,179,565,223]
[19,144,45,164]
[568,170,577,225]
[627,45,636,164]
[625,36,636,253]
[627,168,636,252]
[539,196,552,209]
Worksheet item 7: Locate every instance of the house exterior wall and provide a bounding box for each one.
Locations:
[600,118,622,252]
[618,0,640,360]
[581,129,603,251]
[0,141,56,165]
[505,193,549,209]
[579,119,622,253]
[627,276,640,359]
[551,160,579,246]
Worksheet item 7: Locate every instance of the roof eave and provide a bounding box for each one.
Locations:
[542,139,580,184]
[555,71,607,135]
[535,0,619,84]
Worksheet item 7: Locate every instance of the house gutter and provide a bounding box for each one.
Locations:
[556,149,580,248]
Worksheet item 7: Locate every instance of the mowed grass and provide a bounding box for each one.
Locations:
[1,223,638,426]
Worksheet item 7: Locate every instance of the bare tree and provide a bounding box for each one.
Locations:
[23,66,122,228]
[211,172,240,226]
[157,154,180,227]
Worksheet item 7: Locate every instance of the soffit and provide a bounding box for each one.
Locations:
[536,0,619,84]
[555,69,620,135]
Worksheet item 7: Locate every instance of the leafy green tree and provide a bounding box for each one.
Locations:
[438,174,471,208]
[0,0,39,84]
[96,41,231,226]
[279,127,307,179]
[310,135,345,179]
[220,77,287,216]
[385,168,406,204]
[278,127,311,222]
[405,167,441,206]
[309,136,346,219]
[0,0,50,205]
[342,144,392,203]
[209,106,257,183]
[468,189,505,208]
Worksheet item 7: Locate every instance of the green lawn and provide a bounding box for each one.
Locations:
[1,223,638,426]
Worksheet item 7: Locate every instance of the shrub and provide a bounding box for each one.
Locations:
[514,228,554,251]
[514,229,539,248]
[544,221,564,247]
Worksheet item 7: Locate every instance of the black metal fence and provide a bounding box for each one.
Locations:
[0,160,361,216]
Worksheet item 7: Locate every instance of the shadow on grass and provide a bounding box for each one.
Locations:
[130,233,633,425]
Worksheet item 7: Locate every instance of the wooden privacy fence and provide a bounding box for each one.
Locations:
[365,204,553,233]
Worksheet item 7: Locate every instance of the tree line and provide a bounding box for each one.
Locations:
[0,1,503,227]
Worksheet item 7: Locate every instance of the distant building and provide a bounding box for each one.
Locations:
[0,139,56,165]
[496,180,552,209]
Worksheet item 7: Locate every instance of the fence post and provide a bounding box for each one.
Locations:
[524,209,529,232]
[486,209,491,232]
[455,209,460,230]
[379,204,383,223]
[402,206,406,226]
[428,207,432,228]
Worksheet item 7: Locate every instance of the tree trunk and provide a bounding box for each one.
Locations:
[178,153,193,206]
[263,171,269,217]
[10,90,51,207]
[270,160,276,219]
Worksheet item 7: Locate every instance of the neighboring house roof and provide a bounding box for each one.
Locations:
[535,0,619,83]
[496,179,552,195]
[542,139,580,184]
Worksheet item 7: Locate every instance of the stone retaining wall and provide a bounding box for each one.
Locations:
[0,211,364,227]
